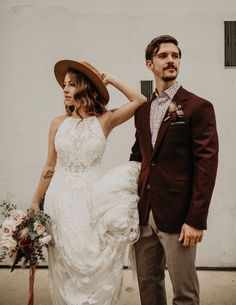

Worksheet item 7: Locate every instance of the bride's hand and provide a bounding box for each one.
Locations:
[28,201,40,212]
[101,73,114,86]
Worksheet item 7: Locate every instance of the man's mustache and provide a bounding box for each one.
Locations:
[163,65,177,71]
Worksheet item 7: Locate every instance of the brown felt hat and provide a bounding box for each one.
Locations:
[54,60,109,104]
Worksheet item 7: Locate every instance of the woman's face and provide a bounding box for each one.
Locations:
[63,73,77,107]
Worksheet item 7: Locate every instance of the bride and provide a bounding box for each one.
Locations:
[29,60,146,305]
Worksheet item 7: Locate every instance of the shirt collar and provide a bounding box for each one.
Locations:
[152,82,181,101]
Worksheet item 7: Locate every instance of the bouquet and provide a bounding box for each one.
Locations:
[0,200,53,305]
[0,200,53,268]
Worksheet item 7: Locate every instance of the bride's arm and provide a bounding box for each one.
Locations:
[29,117,62,211]
[100,74,147,135]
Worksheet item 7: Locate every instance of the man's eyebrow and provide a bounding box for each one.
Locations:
[157,51,179,56]
[156,52,168,56]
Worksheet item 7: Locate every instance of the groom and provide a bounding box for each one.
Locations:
[130,35,218,305]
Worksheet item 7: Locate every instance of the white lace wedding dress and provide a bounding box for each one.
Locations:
[44,116,140,305]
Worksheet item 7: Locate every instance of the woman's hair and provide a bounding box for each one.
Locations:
[145,35,182,61]
[65,69,107,119]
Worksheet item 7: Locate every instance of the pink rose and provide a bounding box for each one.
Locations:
[1,220,16,237]
[10,209,26,226]
[33,221,46,235]
[0,237,17,252]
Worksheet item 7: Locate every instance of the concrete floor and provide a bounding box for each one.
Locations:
[0,268,236,305]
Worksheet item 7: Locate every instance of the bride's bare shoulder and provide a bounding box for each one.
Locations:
[50,115,67,131]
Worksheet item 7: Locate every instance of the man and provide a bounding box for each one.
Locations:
[130,35,218,305]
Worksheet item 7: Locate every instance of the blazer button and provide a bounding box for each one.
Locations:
[146,184,151,189]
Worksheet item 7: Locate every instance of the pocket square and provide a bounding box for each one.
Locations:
[170,121,186,125]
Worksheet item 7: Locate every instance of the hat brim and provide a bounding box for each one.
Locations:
[54,60,109,104]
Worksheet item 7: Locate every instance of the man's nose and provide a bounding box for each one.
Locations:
[167,55,174,63]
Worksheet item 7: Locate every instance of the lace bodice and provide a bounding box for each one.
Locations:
[55,116,106,172]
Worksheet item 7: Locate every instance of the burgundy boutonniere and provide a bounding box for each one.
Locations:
[164,101,184,122]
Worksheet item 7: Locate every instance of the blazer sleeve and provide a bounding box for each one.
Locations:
[185,100,219,229]
[129,116,142,162]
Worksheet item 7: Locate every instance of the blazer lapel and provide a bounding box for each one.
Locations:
[145,99,153,155]
[151,86,189,160]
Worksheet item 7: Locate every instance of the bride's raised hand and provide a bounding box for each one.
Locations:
[28,201,40,212]
[101,73,113,86]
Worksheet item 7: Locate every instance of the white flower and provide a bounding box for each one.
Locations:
[38,235,51,246]
[10,209,26,226]
[0,237,17,252]
[33,221,46,235]
[19,227,29,238]
[1,219,16,237]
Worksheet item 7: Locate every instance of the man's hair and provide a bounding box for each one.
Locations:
[145,35,182,60]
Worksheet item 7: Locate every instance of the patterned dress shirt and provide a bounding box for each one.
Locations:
[150,82,181,147]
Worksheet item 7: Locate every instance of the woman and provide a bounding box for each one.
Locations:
[29,60,146,305]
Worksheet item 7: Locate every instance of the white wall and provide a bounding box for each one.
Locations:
[0,0,236,267]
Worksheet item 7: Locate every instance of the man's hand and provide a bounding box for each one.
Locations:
[179,223,203,247]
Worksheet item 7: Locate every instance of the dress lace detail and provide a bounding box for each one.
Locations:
[44,116,140,305]
[55,117,106,172]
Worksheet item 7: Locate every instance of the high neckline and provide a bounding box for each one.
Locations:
[68,116,94,121]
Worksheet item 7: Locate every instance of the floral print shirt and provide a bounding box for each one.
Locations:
[150,82,181,147]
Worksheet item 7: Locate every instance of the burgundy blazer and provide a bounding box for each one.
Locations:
[130,86,218,233]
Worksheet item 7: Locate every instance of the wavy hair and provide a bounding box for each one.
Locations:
[145,35,182,61]
[65,69,107,119]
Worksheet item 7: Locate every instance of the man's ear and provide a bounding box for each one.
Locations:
[146,60,153,71]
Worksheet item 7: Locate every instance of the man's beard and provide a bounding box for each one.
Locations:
[162,64,178,82]
[162,75,177,82]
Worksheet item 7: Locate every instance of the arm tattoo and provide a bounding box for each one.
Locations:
[43,170,54,179]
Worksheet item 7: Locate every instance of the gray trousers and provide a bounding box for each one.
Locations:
[135,212,199,305]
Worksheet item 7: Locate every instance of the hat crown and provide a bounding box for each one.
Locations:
[80,62,102,79]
